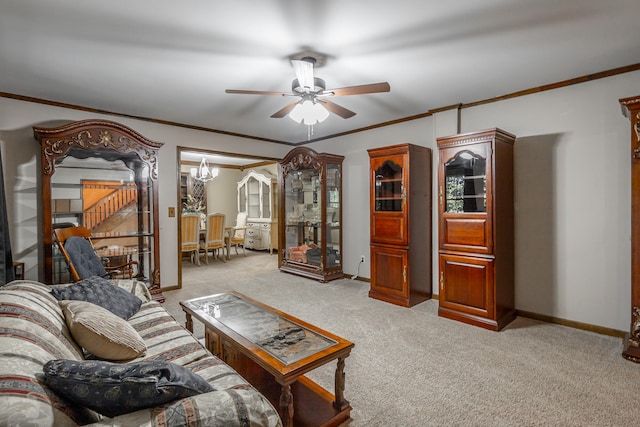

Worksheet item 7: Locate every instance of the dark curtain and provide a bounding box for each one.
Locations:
[0,149,15,285]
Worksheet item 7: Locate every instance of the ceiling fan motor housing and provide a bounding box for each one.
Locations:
[292,77,326,94]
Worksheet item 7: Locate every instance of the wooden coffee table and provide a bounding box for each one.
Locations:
[180,292,354,427]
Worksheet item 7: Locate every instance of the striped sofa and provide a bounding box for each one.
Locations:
[0,280,282,427]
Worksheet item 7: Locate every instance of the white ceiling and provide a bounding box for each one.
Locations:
[2,0,639,145]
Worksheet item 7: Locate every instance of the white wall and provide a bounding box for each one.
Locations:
[1,69,639,331]
[309,69,640,331]
[307,118,436,284]
[0,98,290,287]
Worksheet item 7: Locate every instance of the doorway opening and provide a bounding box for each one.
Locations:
[176,147,281,290]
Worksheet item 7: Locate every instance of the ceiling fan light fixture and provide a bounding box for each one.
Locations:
[313,101,330,122]
[288,102,304,123]
[288,97,329,126]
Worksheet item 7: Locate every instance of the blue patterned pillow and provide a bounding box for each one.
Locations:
[51,276,141,320]
[42,359,215,418]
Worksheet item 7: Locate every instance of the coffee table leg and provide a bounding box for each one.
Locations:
[334,356,350,411]
[185,312,193,333]
[279,384,294,427]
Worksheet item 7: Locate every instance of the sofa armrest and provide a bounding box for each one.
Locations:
[88,388,282,427]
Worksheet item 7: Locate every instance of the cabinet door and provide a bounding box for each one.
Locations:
[370,153,408,245]
[370,245,408,301]
[439,142,493,254]
[439,253,494,319]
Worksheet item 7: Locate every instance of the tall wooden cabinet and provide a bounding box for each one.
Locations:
[237,169,278,253]
[368,143,432,307]
[436,128,515,331]
[34,119,164,302]
[279,147,343,282]
[620,95,640,363]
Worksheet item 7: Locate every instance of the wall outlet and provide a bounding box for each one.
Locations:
[360,255,365,263]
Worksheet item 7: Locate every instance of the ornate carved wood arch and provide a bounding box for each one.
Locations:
[35,119,162,179]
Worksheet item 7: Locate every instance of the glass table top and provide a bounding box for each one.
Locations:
[183,293,337,365]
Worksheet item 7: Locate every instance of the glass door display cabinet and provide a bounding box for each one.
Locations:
[437,128,515,331]
[279,147,343,282]
[33,119,164,301]
[237,169,278,253]
[368,143,432,307]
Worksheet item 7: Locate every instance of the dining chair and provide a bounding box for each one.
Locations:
[201,213,226,264]
[227,211,247,257]
[181,213,201,266]
[53,226,138,281]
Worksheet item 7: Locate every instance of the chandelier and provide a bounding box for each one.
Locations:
[191,157,219,182]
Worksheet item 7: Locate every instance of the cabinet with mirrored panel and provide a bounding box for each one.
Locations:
[368,143,432,307]
[34,119,164,302]
[279,147,343,282]
[437,128,515,330]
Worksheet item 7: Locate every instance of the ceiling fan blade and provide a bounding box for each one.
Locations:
[225,89,290,96]
[270,100,300,118]
[318,99,356,119]
[323,82,390,97]
[290,59,315,92]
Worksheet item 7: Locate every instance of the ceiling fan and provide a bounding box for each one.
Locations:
[225,56,390,125]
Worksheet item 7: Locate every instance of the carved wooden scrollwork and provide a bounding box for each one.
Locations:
[39,126,161,180]
[33,119,164,299]
[630,306,640,348]
[281,152,324,183]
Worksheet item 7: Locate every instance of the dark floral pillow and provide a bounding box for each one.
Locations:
[42,359,215,418]
[51,276,141,320]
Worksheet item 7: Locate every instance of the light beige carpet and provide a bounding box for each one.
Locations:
[164,251,640,426]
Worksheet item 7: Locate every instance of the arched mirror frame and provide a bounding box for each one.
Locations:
[33,119,164,300]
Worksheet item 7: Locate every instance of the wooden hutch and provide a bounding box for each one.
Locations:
[436,128,516,331]
[368,143,432,307]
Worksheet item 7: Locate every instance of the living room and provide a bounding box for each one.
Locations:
[2,2,640,425]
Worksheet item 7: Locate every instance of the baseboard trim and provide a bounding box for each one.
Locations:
[342,274,370,283]
[430,293,625,338]
[347,286,625,338]
[515,310,626,338]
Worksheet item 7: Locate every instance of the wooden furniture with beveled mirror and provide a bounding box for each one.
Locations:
[33,119,164,302]
[437,128,516,331]
[620,95,640,363]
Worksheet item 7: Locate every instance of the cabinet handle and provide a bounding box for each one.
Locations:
[403,265,407,283]
[439,185,443,206]
[440,272,444,291]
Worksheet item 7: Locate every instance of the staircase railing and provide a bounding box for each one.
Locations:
[83,184,137,230]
